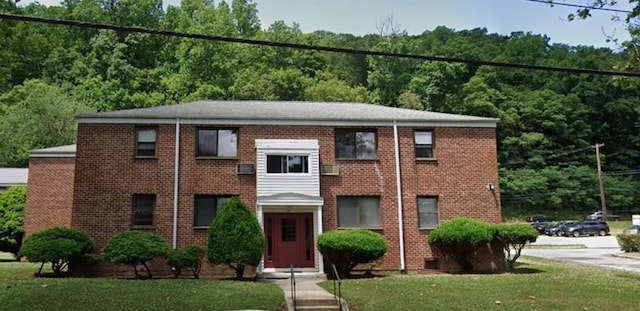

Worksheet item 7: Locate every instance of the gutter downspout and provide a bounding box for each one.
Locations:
[393,121,406,271]
[172,118,180,249]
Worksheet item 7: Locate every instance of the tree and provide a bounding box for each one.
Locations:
[494,223,538,272]
[0,80,93,167]
[19,227,94,276]
[0,185,26,257]
[207,197,264,279]
[317,229,388,277]
[428,217,496,272]
[102,231,170,279]
[166,244,205,279]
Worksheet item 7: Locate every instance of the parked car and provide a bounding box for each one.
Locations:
[527,214,553,222]
[532,221,555,234]
[587,211,620,221]
[545,221,579,236]
[623,225,640,234]
[565,220,610,237]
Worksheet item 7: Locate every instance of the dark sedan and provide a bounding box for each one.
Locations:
[565,220,610,237]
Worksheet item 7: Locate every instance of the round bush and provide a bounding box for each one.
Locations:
[317,229,388,277]
[166,245,205,278]
[208,197,264,279]
[494,223,538,271]
[19,227,94,276]
[428,217,495,272]
[102,231,169,279]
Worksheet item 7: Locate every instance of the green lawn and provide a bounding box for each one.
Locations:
[0,262,284,311]
[320,257,640,311]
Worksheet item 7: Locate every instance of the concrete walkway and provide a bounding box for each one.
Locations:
[261,274,345,310]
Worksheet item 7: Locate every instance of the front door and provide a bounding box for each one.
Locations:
[264,213,314,268]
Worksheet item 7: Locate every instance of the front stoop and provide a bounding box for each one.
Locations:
[259,273,348,311]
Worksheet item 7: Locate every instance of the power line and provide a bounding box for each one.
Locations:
[2,13,640,77]
[524,0,633,14]
[499,145,593,167]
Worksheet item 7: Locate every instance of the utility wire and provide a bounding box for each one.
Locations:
[499,145,593,167]
[2,13,640,77]
[524,0,633,14]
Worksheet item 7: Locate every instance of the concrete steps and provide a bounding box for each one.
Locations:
[295,298,341,311]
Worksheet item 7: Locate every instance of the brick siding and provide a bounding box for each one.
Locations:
[24,157,75,237]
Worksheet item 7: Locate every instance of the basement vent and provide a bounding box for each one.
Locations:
[424,258,440,270]
[321,164,340,176]
[236,163,255,175]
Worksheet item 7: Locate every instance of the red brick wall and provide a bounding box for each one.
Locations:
[72,123,502,274]
[25,157,75,237]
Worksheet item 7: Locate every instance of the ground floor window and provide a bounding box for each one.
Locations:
[337,196,380,228]
[418,197,439,229]
[194,195,234,228]
[132,194,155,226]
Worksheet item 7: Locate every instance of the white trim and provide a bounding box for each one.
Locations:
[29,153,76,158]
[77,117,497,128]
[317,204,324,274]
[171,118,180,249]
[393,121,406,271]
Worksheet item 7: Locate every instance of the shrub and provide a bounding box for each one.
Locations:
[617,233,640,252]
[494,223,538,272]
[166,245,205,279]
[102,231,169,279]
[428,217,496,272]
[0,186,26,256]
[208,197,264,279]
[317,229,388,277]
[19,227,94,276]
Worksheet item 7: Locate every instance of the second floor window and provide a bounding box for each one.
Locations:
[335,129,376,159]
[136,127,157,157]
[266,155,309,173]
[197,129,238,157]
[415,130,434,158]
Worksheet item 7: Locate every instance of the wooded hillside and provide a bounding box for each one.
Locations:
[1,0,638,214]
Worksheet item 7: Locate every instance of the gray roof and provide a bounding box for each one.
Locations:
[0,168,28,186]
[29,144,77,158]
[77,101,498,127]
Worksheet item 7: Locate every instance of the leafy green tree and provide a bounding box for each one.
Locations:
[208,197,264,279]
[102,231,170,279]
[0,80,93,167]
[317,229,388,277]
[494,223,538,272]
[304,73,368,102]
[19,227,94,276]
[166,245,205,279]
[428,218,496,272]
[0,185,26,257]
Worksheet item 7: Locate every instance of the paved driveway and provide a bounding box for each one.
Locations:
[521,235,640,273]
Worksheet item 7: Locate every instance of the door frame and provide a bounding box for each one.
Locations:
[263,212,314,268]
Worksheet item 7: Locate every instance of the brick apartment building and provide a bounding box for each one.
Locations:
[25,100,503,276]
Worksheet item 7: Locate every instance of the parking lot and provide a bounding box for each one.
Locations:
[522,235,640,273]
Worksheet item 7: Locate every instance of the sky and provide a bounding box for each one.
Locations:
[28,0,634,49]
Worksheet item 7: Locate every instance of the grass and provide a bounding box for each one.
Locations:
[0,252,16,261]
[609,220,632,235]
[320,256,640,311]
[0,262,284,311]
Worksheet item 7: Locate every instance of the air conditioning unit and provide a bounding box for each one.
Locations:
[236,163,255,175]
[321,164,339,176]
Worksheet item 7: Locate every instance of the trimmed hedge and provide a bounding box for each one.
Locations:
[19,227,94,276]
[317,229,388,277]
[208,197,264,279]
[102,231,169,279]
[166,245,205,278]
[428,217,495,272]
[617,233,640,252]
[494,223,538,271]
[0,185,26,256]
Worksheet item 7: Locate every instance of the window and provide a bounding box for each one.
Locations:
[418,197,439,229]
[266,155,309,173]
[136,127,157,157]
[335,129,376,159]
[338,196,380,227]
[194,195,234,227]
[132,194,155,226]
[415,130,434,158]
[197,129,238,157]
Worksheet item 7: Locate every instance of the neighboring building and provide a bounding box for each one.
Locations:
[26,100,503,276]
[24,145,76,237]
[0,168,28,192]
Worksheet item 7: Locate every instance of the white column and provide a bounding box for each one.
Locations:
[317,204,324,273]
